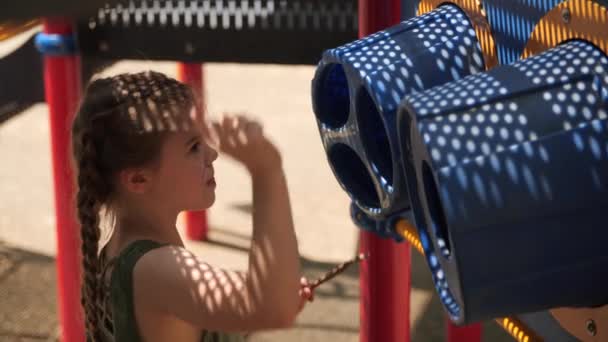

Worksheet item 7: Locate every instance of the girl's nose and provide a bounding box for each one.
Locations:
[205,142,218,164]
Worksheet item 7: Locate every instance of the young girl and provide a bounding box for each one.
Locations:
[71,71,313,341]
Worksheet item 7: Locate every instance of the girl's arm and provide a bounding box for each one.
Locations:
[248,164,301,325]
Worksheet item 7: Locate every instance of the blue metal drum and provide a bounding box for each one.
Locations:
[312,4,486,219]
[398,40,608,323]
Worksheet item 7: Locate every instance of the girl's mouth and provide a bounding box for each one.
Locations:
[206,177,216,187]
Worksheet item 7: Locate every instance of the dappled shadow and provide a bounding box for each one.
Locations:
[205,227,361,303]
[0,241,58,341]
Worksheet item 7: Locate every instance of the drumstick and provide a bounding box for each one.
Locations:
[308,253,369,290]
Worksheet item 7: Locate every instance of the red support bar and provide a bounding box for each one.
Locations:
[42,19,85,342]
[358,2,410,342]
[447,319,483,342]
[358,0,402,37]
[177,62,209,241]
[360,231,411,342]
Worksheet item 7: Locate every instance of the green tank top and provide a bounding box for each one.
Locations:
[97,239,246,342]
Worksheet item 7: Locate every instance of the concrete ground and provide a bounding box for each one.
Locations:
[0,54,514,341]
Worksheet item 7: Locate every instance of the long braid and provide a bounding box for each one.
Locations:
[75,130,104,342]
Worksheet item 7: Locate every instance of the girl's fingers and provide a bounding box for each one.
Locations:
[235,115,262,141]
[219,116,243,147]
[206,121,219,144]
[233,114,262,133]
[303,287,314,302]
[218,114,264,143]
[246,121,263,138]
[299,277,314,302]
[221,115,236,134]
[212,121,237,152]
[229,118,261,146]
[211,122,224,144]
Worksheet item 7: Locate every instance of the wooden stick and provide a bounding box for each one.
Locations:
[309,253,369,290]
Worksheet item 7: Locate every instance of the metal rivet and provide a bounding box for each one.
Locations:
[586,319,597,336]
[99,41,109,52]
[185,42,195,55]
[561,8,571,24]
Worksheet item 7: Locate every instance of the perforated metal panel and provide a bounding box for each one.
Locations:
[76,0,358,64]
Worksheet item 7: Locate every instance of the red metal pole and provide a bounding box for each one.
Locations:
[447,319,482,342]
[359,0,401,36]
[358,2,410,341]
[359,231,411,342]
[177,62,209,241]
[42,19,85,342]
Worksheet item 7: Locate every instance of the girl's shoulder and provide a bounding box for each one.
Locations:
[103,241,246,342]
[114,239,168,261]
[99,239,171,342]
[101,239,170,280]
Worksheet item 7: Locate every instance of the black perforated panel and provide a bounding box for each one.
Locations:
[76,0,358,64]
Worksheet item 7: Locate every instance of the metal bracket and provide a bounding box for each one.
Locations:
[349,202,413,242]
[34,32,76,55]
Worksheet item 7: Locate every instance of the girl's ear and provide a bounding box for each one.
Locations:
[119,168,154,194]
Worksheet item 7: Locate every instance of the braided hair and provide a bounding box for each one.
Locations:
[71,71,195,341]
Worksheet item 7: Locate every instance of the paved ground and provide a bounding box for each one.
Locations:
[0,51,514,341]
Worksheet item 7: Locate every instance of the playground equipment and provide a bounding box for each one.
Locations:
[75,0,358,65]
[0,34,44,123]
[0,1,121,21]
[312,4,490,220]
[400,39,608,324]
[0,20,40,41]
[0,20,44,122]
[1,0,605,341]
[313,0,608,341]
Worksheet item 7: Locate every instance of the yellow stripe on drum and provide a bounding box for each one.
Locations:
[523,0,608,58]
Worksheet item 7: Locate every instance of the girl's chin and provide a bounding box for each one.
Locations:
[183,197,215,212]
[201,195,216,208]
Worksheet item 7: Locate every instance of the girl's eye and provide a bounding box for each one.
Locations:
[190,142,201,153]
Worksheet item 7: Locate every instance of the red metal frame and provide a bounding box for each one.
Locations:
[447,320,483,342]
[42,19,85,342]
[357,2,482,341]
[358,2,410,341]
[359,231,411,342]
[358,0,401,36]
[177,62,209,241]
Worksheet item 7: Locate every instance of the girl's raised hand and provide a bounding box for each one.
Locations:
[210,114,282,175]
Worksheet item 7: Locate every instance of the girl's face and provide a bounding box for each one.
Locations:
[151,113,218,212]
